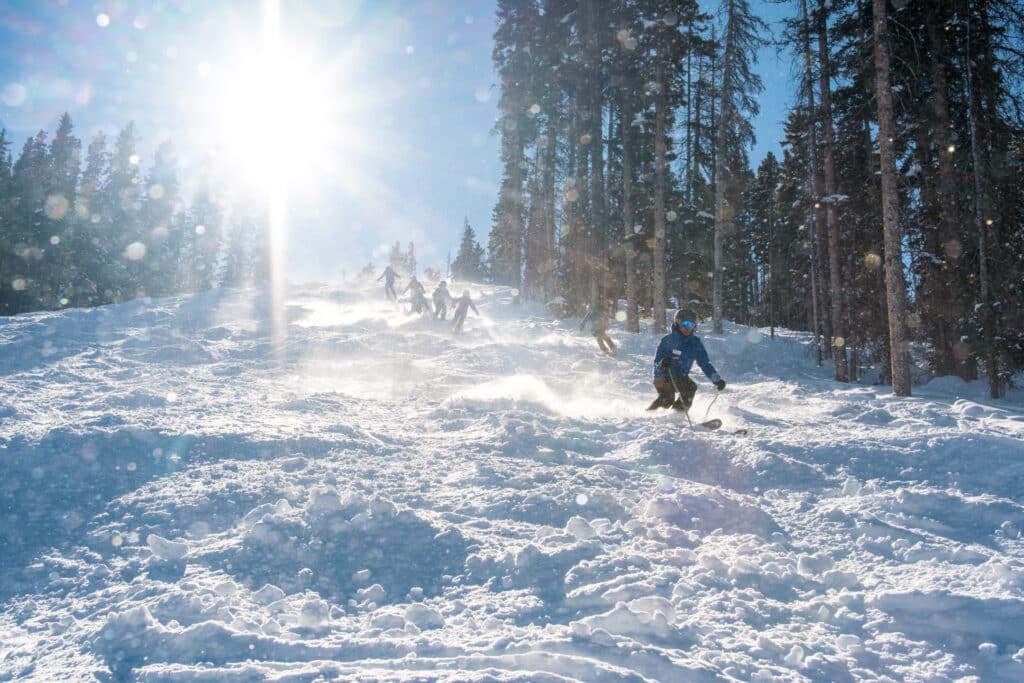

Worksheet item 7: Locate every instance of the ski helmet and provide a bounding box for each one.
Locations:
[673,308,698,331]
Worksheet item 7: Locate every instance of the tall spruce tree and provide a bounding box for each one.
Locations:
[96,123,142,301]
[139,141,180,296]
[872,0,912,396]
[453,219,487,282]
[712,0,767,333]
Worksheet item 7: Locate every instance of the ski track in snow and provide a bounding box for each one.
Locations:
[1,280,1023,682]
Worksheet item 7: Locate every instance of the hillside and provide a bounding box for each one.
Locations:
[2,279,1023,682]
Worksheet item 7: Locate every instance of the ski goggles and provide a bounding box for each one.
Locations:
[677,319,696,330]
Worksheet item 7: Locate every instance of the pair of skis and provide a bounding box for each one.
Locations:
[647,370,747,435]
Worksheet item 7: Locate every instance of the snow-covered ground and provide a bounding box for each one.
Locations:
[2,279,1023,682]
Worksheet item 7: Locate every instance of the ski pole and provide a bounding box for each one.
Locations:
[703,389,720,421]
[667,368,693,427]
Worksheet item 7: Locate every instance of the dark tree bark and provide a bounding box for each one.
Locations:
[873,0,912,396]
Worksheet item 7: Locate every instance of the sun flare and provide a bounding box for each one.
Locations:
[215,50,334,189]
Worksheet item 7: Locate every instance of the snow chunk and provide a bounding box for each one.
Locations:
[405,603,444,629]
[147,533,189,561]
[298,596,330,630]
[784,644,805,666]
[306,487,344,515]
[370,609,406,630]
[358,583,386,605]
[565,515,597,540]
[573,600,676,641]
[836,634,862,653]
[253,584,286,605]
[280,456,308,472]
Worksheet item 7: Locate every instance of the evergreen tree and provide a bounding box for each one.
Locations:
[223,208,269,288]
[388,240,404,271]
[71,132,109,307]
[139,140,180,296]
[42,114,82,308]
[95,123,142,301]
[488,0,537,291]
[0,129,15,313]
[712,0,767,333]
[403,242,417,276]
[8,131,49,312]
[453,219,487,281]
[872,0,912,396]
[179,183,223,292]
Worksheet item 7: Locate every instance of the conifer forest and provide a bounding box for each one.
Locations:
[2,0,1023,399]
[482,0,1023,398]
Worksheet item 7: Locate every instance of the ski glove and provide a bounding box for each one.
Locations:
[659,357,673,372]
[713,379,726,391]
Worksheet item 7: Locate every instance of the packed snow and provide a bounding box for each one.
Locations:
[1,279,1023,682]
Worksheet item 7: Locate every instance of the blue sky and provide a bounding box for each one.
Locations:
[0,0,795,279]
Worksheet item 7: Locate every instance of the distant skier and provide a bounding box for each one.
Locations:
[451,290,479,334]
[648,308,726,412]
[432,281,453,320]
[412,291,433,315]
[580,301,617,357]
[403,276,431,314]
[378,265,401,301]
[403,276,425,298]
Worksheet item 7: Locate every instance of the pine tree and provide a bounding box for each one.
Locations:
[712,0,767,333]
[452,219,487,281]
[95,123,142,301]
[403,242,417,276]
[8,131,49,312]
[388,241,404,271]
[489,0,536,292]
[42,113,82,308]
[223,209,269,288]
[0,129,15,313]
[139,141,180,296]
[72,132,109,307]
[872,0,912,396]
[180,184,222,292]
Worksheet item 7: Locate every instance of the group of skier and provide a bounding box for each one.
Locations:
[377,266,726,417]
[377,266,479,334]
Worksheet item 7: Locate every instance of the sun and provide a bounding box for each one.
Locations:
[214,48,334,190]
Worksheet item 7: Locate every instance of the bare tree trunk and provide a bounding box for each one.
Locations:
[652,43,668,334]
[685,38,694,206]
[565,89,582,310]
[768,188,777,339]
[801,0,826,361]
[621,90,639,333]
[873,0,912,396]
[924,4,960,377]
[817,0,848,381]
[590,96,605,307]
[961,2,999,398]
[523,142,544,301]
[713,6,734,334]
[510,129,525,300]
[543,120,557,303]
[810,250,822,366]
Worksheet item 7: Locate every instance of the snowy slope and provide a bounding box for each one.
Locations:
[1,279,1023,682]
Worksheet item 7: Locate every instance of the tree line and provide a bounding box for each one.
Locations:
[484,0,1023,398]
[0,114,270,316]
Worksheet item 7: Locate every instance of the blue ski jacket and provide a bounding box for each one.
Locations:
[652,329,721,382]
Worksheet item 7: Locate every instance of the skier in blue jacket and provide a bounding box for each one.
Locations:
[648,308,726,411]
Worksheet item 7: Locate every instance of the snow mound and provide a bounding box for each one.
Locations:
[205,487,467,604]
